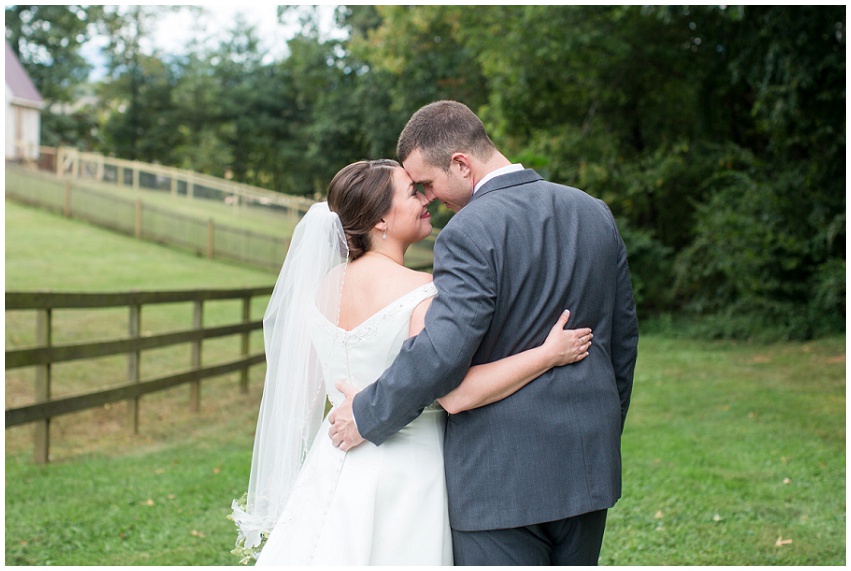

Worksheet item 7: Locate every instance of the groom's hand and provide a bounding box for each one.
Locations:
[328,380,366,452]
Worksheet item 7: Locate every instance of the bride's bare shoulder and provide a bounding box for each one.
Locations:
[343,258,430,299]
[402,267,434,287]
[338,260,433,328]
[371,264,432,296]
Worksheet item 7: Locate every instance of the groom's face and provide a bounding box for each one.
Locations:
[402,149,473,212]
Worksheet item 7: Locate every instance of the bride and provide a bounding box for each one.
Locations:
[230,159,593,565]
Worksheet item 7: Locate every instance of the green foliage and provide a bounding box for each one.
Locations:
[5,5,98,102]
[349,6,489,113]
[673,152,844,340]
[616,220,673,314]
[39,105,102,149]
[12,5,845,339]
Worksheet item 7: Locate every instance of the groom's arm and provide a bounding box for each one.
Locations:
[606,207,639,433]
[352,221,496,446]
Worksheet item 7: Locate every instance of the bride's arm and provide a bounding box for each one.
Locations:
[409,301,593,415]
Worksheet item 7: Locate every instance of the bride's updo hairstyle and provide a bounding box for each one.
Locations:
[327,159,400,261]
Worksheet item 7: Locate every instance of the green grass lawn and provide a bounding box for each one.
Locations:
[6,419,257,565]
[5,198,278,292]
[6,334,844,565]
[5,199,846,565]
[601,335,845,565]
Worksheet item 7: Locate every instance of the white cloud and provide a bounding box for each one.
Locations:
[145,5,293,60]
[82,4,345,80]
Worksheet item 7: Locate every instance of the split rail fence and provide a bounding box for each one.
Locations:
[5,287,272,464]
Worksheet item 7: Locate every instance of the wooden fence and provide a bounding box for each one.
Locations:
[39,146,317,216]
[6,165,295,272]
[9,149,437,271]
[5,287,272,464]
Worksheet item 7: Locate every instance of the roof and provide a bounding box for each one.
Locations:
[5,41,44,107]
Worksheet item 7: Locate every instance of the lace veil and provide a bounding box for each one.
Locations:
[230,202,348,561]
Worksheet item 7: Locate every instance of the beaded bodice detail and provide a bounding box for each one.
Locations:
[309,283,438,408]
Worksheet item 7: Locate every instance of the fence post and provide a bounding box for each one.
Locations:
[128,302,141,433]
[132,163,140,190]
[135,200,143,239]
[118,165,124,188]
[56,147,64,177]
[33,308,52,464]
[190,300,203,412]
[240,296,250,394]
[64,181,72,218]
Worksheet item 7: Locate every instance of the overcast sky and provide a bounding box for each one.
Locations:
[80,4,344,80]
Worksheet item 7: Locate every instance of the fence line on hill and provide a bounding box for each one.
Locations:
[37,146,317,216]
[6,166,293,272]
[8,149,436,271]
[5,287,272,464]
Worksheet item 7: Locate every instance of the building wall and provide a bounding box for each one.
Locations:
[5,84,41,161]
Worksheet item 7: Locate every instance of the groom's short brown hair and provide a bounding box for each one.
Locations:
[397,100,496,171]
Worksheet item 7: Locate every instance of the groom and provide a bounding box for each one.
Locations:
[330,100,639,565]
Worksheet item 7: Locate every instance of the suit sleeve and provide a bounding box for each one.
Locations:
[607,208,639,433]
[352,221,497,445]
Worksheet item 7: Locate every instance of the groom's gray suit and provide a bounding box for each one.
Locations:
[352,169,638,561]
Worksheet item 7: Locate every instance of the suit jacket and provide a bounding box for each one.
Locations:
[352,169,639,531]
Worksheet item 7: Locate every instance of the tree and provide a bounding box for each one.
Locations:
[169,49,231,175]
[11,3,841,338]
[5,5,98,102]
[5,5,104,148]
[361,5,488,111]
[95,5,188,161]
[673,6,846,338]
[349,5,845,337]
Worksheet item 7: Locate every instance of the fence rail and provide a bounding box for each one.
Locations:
[5,286,272,464]
[7,149,436,272]
[41,146,317,214]
[5,166,295,272]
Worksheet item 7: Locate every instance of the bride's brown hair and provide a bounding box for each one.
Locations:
[327,159,399,261]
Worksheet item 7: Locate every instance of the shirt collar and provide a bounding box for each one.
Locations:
[473,163,524,195]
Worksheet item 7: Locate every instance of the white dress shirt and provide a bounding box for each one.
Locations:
[473,163,525,195]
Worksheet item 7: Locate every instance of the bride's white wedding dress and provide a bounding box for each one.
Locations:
[256,282,453,566]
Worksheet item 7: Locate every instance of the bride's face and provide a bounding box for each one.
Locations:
[383,167,432,245]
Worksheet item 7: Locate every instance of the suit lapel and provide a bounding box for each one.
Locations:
[470,169,544,203]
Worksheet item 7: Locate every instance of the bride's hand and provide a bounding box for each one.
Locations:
[541,310,592,367]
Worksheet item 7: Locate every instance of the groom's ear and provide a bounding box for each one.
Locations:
[451,153,472,178]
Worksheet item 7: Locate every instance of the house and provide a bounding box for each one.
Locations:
[5,41,44,161]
